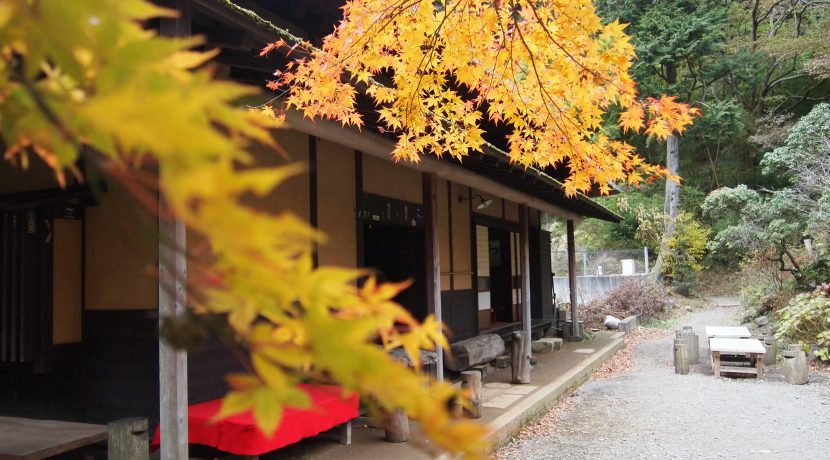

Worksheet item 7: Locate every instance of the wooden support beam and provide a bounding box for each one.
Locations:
[159,2,190,459]
[566,219,579,339]
[516,205,532,383]
[423,173,444,382]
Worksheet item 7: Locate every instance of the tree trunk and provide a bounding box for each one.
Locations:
[652,132,680,280]
[664,133,680,225]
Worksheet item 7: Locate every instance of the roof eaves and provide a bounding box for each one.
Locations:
[202,0,622,223]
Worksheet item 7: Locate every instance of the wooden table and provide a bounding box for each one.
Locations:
[709,338,766,378]
[705,326,752,338]
[0,417,107,460]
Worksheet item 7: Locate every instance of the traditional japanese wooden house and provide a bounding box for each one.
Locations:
[0,0,620,447]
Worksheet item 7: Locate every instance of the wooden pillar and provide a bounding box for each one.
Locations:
[159,2,190,458]
[385,410,410,443]
[423,173,443,381]
[566,219,579,339]
[460,370,482,418]
[516,205,532,382]
[158,217,188,460]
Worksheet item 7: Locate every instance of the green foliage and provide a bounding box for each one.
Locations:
[776,290,830,361]
[762,104,830,180]
[662,212,710,284]
[703,186,806,272]
[577,185,707,251]
[802,256,830,287]
[597,0,727,91]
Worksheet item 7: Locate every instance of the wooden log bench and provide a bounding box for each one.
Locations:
[444,334,505,372]
[709,338,766,379]
[151,384,358,459]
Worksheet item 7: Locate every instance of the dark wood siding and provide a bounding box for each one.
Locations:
[530,229,554,321]
[82,310,159,425]
[442,289,476,342]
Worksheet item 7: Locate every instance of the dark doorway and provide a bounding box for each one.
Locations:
[488,227,514,323]
[362,223,427,321]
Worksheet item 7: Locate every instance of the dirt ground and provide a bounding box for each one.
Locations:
[496,304,830,460]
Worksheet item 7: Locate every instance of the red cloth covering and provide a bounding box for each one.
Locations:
[151,384,359,455]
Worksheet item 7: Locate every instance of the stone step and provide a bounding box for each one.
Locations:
[531,341,553,354]
[537,337,563,351]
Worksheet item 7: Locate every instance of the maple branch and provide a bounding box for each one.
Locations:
[333,0,421,65]
[404,0,462,124]
[511,13,586,151]
[524,2,627,95]
[13,63,77,147]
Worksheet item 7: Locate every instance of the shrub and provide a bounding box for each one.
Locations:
[662,212,711,285]
[775,289,830,360]
[582,280,668,327]
[803,255,830,287]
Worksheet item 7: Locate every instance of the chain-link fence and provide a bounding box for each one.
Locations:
[551,248,650,277]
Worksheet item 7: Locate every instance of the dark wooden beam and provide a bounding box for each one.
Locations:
[566,219,580,339]
[195,24,249,50]
[215,48,282,72]
[192,0,306,45]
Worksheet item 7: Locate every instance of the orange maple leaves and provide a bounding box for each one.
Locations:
[266,0,698,195]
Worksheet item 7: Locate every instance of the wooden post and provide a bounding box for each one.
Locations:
[158,3,191,459]
[682,326,699,364]
[385,410,410,443]
[518,205,532,382]
[108,418,149,460]
[566,220,579,339]
[673,334,689,375]
[338,420,352,445]
[423,173,443,382]
[460,370,482,418]
[159,3,191,459]
[510,331,530,384]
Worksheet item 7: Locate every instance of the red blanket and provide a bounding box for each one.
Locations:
[152,384,359,455]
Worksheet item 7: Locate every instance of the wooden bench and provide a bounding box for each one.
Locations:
[0,416,107,460]
[709,338,766,379]
[152,384,358,459]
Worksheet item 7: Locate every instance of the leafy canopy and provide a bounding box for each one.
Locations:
[0,0,487,456]
[270,0,698,195]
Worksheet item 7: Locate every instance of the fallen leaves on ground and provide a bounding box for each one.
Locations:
[495,326,671,458]
[592,327,672,381]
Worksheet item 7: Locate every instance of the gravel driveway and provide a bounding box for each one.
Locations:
[497,305,830,459]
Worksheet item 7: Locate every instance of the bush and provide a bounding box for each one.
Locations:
[662,212,711,285]
[582,280,668,327]
[775,288,830,360]
[803,255,830,287]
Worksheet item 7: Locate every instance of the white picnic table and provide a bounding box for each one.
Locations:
[705,326,752,338]
[709,337,766,378]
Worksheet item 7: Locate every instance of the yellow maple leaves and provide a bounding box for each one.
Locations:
[271,0,698,194]
[2,0,489,457]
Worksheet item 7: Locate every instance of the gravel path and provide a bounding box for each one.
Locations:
[497,305,830,460]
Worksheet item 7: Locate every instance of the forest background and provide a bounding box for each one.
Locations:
[566,0,830,357]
